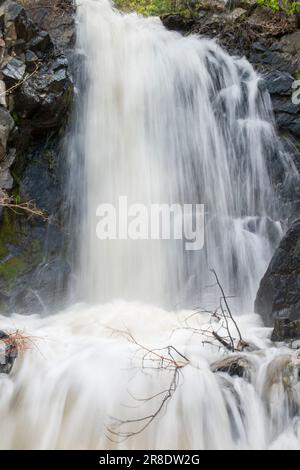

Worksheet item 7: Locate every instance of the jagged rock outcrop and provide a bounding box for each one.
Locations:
[255,220,300,341]
[0,0,74,314]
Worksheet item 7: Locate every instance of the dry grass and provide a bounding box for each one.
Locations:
[2,329,41,356]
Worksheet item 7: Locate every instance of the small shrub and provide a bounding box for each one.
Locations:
[257,0,300,14]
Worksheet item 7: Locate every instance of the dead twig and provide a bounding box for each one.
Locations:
[0,190,48,221]
[106,328,189,442]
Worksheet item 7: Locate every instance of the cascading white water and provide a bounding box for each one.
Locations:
[71,0,293,311]
[1,0,300,451]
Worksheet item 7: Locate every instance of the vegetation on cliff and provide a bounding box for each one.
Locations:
[115,0,300,16]
[257,0,300,14]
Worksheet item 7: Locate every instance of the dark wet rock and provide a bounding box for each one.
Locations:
[264,71,294,96]
[0,1,74,314]
[29,31,53,57]
[160,14,194,33]
[0,132,70,315]
[276,113,300,138]
[24,0,75,53]
[255,220,300,340]
[13,60,72,131]
[0,149,15,189]
[0,1,36,43]
[211,355,253,379]
[9,257,71,314]
[2,56,25,84]
[0,107,14,161]
[0,330,18,374]
[272,318,300,342]
[24,49,38,72]
[280,31,300,65]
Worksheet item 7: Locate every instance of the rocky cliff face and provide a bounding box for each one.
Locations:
[0,0,74,314]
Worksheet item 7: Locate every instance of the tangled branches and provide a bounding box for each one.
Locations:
[107,329,189,442]
[177,270,248,353]
[107,271,248,442]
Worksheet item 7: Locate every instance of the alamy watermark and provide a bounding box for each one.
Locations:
[292,80,300,105]
[96,196,205,251]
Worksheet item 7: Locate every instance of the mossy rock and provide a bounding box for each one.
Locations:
[0,256,27,284]
[0,209,43,294]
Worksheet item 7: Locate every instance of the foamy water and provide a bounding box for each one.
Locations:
[1,302,300,450]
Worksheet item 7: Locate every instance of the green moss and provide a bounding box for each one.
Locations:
[114,0,194,17]
[0,243,6,258]
[257,0,300,14]
[11,111,20,126]
[0,209,43,288]
[0,211,19,254]
[294,70,300,80]
[43,150,57,173]
[0,256,27,283]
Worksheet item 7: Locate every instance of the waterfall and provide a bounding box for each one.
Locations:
[1,0,300,451]
[70,0,292,311]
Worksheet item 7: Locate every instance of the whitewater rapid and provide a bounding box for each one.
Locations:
[1,303,300,450]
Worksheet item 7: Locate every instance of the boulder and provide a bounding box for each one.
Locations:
[211,355,253,379]
[263,353,300,414]
[227,7,247,22]
[11,55,72,131]
[160,14,195,33]
[2,56,25,84]
[263,70,300,138]
[9,257,71,315]
[255,220,300,340]
[28,31,53,57]
[264,70,294,96]
[0,330,18,374]
[0,1,36,43]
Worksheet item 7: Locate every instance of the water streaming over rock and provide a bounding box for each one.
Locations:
[1,0,300,450]
[70,0,293,311]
